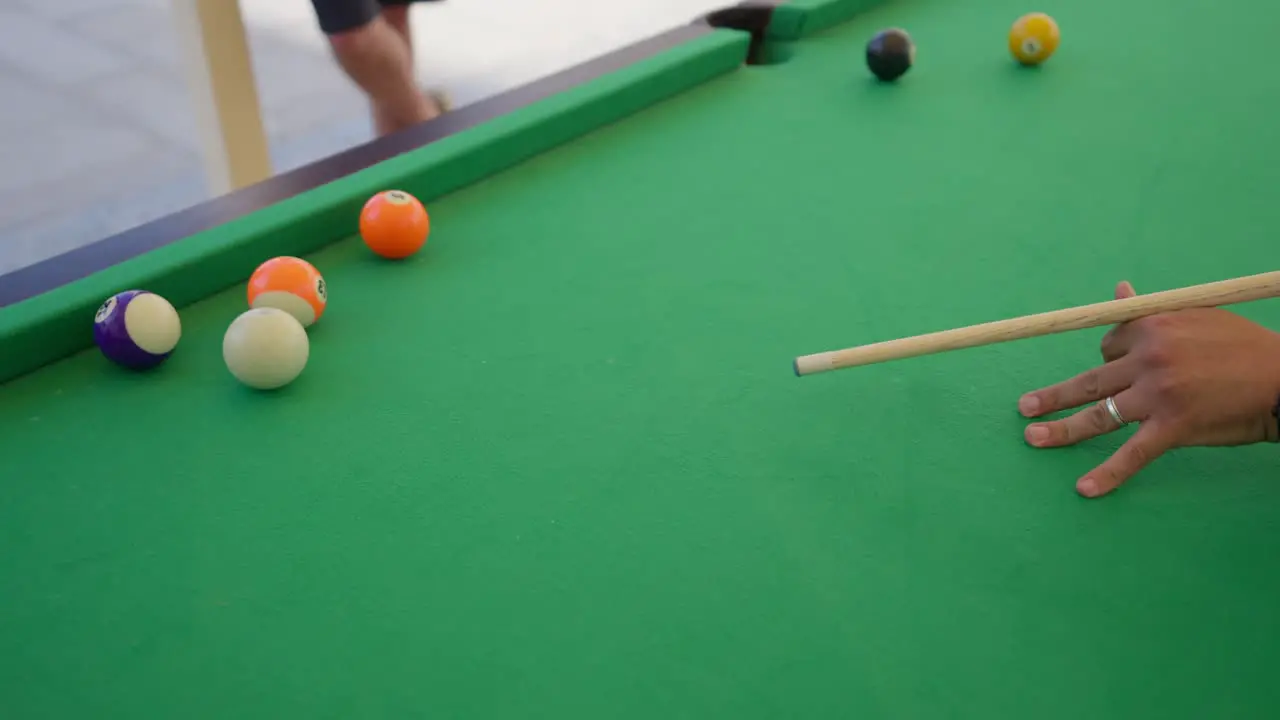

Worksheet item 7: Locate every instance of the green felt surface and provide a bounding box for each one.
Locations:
[4,0,1280,717]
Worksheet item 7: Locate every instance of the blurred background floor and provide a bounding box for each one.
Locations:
[0,0,726,275]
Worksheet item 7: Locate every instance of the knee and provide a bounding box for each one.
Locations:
[381,5,409,26]
[327,21,378,56]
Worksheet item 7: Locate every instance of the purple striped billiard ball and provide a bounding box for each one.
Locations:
[92,290,182,370]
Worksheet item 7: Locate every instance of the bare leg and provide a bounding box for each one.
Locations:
[381,4,413,48]
[326,11,439,136]
[381,5,448,120]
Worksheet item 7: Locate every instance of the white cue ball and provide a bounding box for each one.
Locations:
[222,307,310,390]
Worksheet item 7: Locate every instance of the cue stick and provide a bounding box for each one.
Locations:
[793,271,1280,376]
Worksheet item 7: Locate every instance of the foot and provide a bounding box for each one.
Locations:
[424,87,453,118]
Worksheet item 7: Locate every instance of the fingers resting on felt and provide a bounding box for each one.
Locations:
[1018,281,1141,419]
[1017,279,1280,500]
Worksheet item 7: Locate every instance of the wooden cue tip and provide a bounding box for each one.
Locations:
[793,352,833,377]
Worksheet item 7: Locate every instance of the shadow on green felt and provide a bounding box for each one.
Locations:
[753,40,796,66]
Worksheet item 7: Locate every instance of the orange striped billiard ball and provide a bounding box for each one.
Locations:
[247,256,327,328]
[1009,12,1060,66]
[360,190,430,260]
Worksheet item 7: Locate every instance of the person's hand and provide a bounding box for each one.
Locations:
[1018,280,1280,498]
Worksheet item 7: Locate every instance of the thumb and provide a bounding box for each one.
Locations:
[1099,280,1140,361]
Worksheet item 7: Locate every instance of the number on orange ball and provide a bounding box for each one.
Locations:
[360,190,430,259]
[1009,12,1059,66]
[247,256,327,328]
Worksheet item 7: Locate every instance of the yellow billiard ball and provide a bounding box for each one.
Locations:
[1009,12,1060,66]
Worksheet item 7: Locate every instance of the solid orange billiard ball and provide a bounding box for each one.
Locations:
[247,256,327,327]
[1009,12,1060,66]
[359,190,430,259]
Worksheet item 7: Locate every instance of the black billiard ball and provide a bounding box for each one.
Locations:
[866,28,915,82]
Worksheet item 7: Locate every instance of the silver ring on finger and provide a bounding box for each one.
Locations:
[1103,395,1128,426]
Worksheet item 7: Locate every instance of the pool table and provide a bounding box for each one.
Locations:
[3,0,1280,716]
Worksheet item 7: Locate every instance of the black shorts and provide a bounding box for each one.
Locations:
[311,0,439,35]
